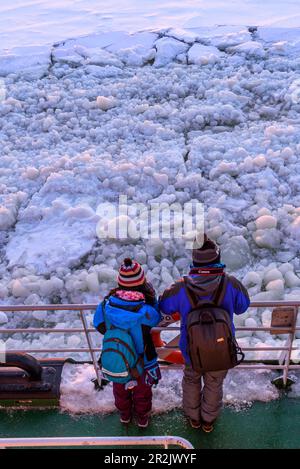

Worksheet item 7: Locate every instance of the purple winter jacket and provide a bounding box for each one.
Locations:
[159,266,250,364]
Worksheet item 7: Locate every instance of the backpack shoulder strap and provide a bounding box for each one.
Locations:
[212,274,227,306]
[102,299,112,330]
[183,276,199,309]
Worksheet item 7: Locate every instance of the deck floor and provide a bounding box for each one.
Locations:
[0,399,299,449]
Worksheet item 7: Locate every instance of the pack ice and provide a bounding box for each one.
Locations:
[1,25,300,404]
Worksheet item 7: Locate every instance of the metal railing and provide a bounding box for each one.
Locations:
[0,301,299,386]
[0,435,194,449]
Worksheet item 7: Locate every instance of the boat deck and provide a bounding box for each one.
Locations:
[0,398,299,449]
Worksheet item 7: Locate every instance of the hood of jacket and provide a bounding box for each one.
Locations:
[184,266,225,297]
[104,295,148,329]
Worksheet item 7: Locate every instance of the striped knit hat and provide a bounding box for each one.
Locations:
[118,258,145,288]
[192,234,220,267]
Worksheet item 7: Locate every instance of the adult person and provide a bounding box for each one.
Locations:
[159,235,250,432]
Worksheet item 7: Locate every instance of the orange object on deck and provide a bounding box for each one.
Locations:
[152,312,184,364]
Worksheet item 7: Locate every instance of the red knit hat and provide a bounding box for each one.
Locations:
[118,258,145,287]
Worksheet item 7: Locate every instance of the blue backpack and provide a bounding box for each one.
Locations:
[99,300,144,384]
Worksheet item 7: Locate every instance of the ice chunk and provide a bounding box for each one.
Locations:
[223,369,279,404]
[284,271,300,288]
[40,277,64,297]
[67,336,81,348]
[165,29,199,44]
[160,259,173,269]
[0,312,8,325]
[24,293,41,305]
[266,279,284,298]
[188,44,223,65]
[278,263,294,275]
[146,239,164,257]
[153,172,169,187]
[161,268,174,285]
[154,37,188,67]
[229,41,266,58]
[98,268,117,283]
[60,363,115,414]
[86,272,100,293]
[0,283,8,299]
[65,205,95,220]
[10,279,29,298]
[255,215,277,230]
[264,268,284,284]
[221,236,250,270]
[209,29,251,49]
[0,207,16,230]
[0,45,51,76]
[261,310,272,327]
[253,228,281,249]
[24,167,39,180]
[257,27,300,44]
[86,49,123,68]
[245,317,258,329]
[106,32,156,54]
[252,291,278,301]
[243,271,262,287]
[96,96,117,111]
[110,45,155,67]
[32,310,48,321]
[290,216,300,241]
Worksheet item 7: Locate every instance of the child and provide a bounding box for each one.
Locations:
[94,258,161,428]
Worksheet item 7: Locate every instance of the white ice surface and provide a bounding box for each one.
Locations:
[60,363,280,414]
[2,1,300,55]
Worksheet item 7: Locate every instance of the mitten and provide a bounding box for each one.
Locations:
[144,362,161,386]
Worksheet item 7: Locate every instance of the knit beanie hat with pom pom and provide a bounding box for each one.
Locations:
[117,258,145,287]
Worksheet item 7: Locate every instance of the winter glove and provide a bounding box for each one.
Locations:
[144,363,161,386]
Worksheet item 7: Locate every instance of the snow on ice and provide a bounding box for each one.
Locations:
[1,21,300,404]
[59,363,281,414]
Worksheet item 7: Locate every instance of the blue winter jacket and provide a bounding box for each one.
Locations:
[159,268,250,364]
[94,296,162,368]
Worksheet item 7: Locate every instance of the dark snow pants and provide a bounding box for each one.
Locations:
[182,365,228,424]
[113,377,152,420]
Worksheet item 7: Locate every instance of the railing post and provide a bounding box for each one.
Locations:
[282,306,297,386]
[79,310,102,387]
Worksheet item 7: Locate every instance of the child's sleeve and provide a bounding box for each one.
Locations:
[93,301,106,334]
[144,305,162,327]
